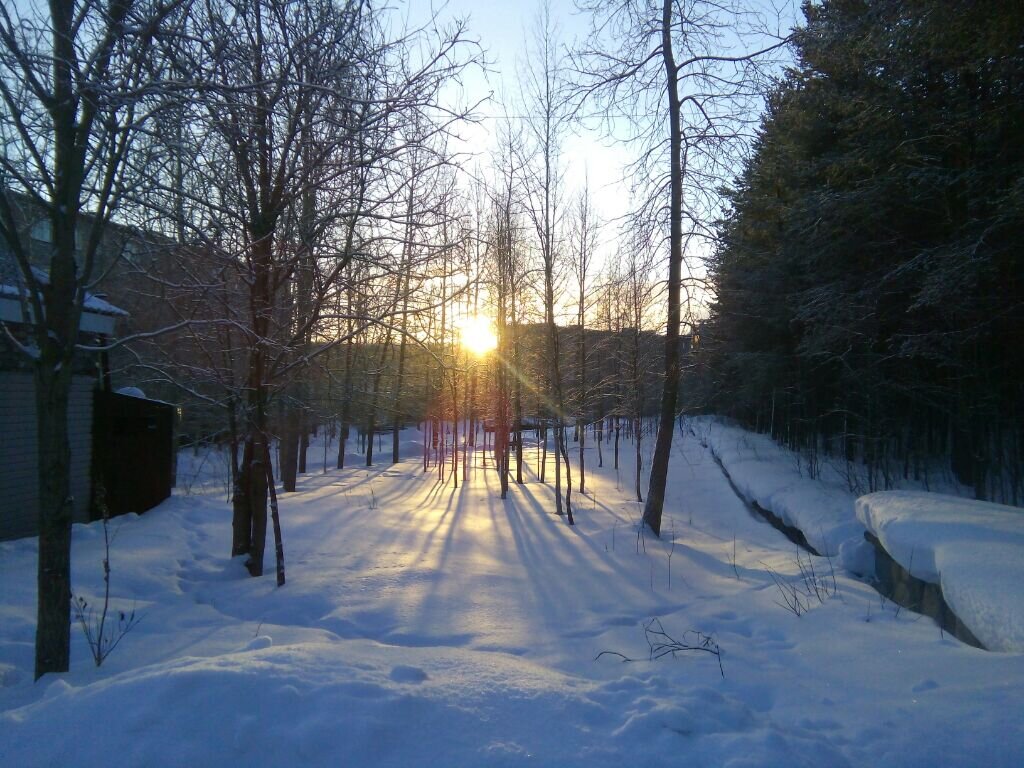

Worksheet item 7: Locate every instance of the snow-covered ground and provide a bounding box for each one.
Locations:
[2,423,1023,767]
[857,491,1024,653]
[695,416,1024,653]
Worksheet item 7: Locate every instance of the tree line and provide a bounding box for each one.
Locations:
[695,0,1024,503]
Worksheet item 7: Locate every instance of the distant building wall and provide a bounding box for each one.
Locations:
[0,372,95,540]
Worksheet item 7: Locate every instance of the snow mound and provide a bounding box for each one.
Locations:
[694,418,868,569]
[0,642,607,768]
[856,491,1024,652]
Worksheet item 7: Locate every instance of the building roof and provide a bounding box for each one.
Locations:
[0,265,127,336]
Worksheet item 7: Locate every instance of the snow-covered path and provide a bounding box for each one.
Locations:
[269,431,780,668]
[2,427,1023,767]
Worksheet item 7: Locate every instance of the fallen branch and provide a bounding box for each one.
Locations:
[595,618,724,677]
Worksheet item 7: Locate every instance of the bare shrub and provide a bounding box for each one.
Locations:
[71,489,141,667]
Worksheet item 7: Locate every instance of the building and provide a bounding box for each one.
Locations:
[0,193,175,540]
[0,264,127,539]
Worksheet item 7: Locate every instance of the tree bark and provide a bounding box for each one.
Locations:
[264,442,286,586]
[280,402,299,492]
[642,0,684,537]
[34,364,74,679]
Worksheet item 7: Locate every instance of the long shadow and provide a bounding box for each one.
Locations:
[254,431,779,653]
[494,469,681,634]
[412,480,467,565]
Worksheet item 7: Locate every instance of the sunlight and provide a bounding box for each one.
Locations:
[457,315,498,356]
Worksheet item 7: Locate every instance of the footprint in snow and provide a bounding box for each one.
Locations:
[390,665,428,684]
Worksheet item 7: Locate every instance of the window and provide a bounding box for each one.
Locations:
[30,220,51,243]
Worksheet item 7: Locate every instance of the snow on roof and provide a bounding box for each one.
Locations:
[81,292,127,317]
[857,491,1024,652]
[115,386,147,399]
[0,265,127,317]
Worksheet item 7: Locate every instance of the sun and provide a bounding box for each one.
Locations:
[457,315,498,356]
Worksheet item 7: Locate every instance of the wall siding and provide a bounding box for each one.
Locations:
[0,372,95,540]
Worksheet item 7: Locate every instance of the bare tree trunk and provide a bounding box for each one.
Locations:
[246,433,269,577]
[635,414,644,503]
[614,416,620,470]
[578,323,587,494]
[263,442,286,586]
[541,423,548,482]
[366,341,391,467]
[280,397,299,492]
[642,0,684,537]
[241,224,275,575]
[338,324,354,470]
[228,398,241,498]
[34,366,74,679]
[494,305,509,499]
[463,368,472,481]
[451,374,459,488]
[392,323,408,465]
[233,437,254,555]
[553,415,563,514]
[513,301,525,485]
[393,169,417,464]
[559,422,575,524]
[298,422,308,474]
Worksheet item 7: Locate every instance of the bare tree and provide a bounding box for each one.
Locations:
[573,0,788,534]
[390,168,419,465]
[166,0,375,578]
[521,0,573,523]
[461,173,488,482]
[568,182,599,493]
[162,0,478,575]
[488,135,520,500]
[0,0,186,679]
[621,231,658,503]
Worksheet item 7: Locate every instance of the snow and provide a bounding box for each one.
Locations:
[1,424,1023,766]
[115,386,147,399]
[856,491,1024,652]
[691,417,871,570]
[80,293,128,317]
[0,266,128,317]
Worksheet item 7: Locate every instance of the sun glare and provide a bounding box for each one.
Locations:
[458,315,498,356]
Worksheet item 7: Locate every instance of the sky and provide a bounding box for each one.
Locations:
[404,0,801,321]
[3,0,797,323]
[406,0,637,252]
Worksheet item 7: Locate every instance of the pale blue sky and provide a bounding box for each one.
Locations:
[406,0,800,258]
[404,0,631,222]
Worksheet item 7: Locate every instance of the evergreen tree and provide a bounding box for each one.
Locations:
[703,0,1024,501]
